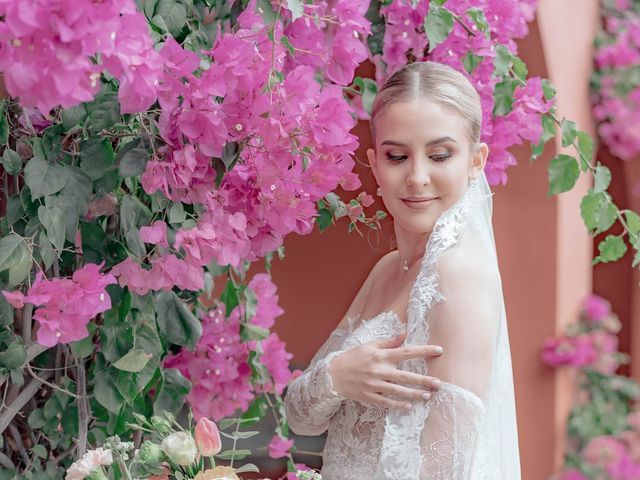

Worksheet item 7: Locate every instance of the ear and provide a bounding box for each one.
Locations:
[469,142,488,180]
[367,147,379,182]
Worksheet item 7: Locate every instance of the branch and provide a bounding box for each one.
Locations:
[76,362,89,458]
[0,371,52,436]
[9,423,30,465]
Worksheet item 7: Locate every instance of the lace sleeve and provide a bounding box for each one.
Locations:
[284,329,348,436]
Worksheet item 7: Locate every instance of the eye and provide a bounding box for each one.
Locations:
[385,153,408,163]
[431,153,451,162]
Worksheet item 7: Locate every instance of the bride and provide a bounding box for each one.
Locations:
[283,61,520,479]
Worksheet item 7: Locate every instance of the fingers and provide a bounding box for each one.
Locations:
[387,370,442,390]
[363,392,414,411]
[371,330,407,349]
[386,344,444,362]
[374,381,433,403]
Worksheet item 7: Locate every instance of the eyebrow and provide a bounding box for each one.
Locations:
[380,136,458,147]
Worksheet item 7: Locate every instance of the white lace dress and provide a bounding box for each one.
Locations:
[284,179,521,480]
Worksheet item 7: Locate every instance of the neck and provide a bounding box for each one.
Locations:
[394,222,430,274]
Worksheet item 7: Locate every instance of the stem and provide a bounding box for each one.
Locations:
[76,362,89,457]
[453,14,476,37]
[9,423,30,465]
[0,371,52,435]
[229,421,240,469]
[26,363,81,399]
[21,303,32,344]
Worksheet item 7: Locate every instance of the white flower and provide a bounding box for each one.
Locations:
[161,431,198,466]
[65,448,113,480]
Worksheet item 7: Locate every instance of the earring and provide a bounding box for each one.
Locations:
[377,186,383,196]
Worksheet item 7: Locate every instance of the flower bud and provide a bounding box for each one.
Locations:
[161,432,197,466]
[194,417,222,456]
[150,415,173,433]
[136,441,164,465]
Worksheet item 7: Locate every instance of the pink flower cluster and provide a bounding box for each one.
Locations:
[541,294,622,375]
[592,5,640,160]
[138,2,364,267]
[1,263,116,346]
[372,0,547,185]
[164,274,295,420]
[164,305,254,421]
[0,0,162,113]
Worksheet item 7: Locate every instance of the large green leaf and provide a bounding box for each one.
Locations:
[153,368,191,416]
[424,3,454,53]
[153,0,187,36]
[287,0,303,20]
[88,89,121,132]
[93,357,126,414]
[0,234,23,271]
[118,147,149,177]
[23,155,68,199]
[580,192,617,234]
[594,235,627,264]
[2,149,22,175]
[548,154,580,196]
[593,165,612,194]
[120,195,153,233]
[154,291,202,350]
[113,347,153,373]
[80,138,115,180]
[38,204,66,251]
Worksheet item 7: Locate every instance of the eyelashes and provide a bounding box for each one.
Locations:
[385,153,451,163]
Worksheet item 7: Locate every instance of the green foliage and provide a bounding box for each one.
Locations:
[548,154,580,196]
[424,3,454,53]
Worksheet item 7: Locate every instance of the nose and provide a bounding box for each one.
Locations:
[406,156,431,189]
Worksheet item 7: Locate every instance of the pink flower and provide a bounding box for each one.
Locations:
[258,333,294,395]
[268,435,294,459]
[247,274,284,330]
[140,221,169,248]
[194,418,222,456]
[2,290,25,309]
[583,295,611,322]
[559,469,587,480]
[583,435,626,468]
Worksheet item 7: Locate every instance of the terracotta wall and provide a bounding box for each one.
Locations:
[271,3,601,479]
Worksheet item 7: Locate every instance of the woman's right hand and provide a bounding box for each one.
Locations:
[327,330,443,410]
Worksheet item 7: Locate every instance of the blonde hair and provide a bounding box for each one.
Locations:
[370,62,482,145]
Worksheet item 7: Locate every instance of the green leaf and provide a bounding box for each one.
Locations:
[23,155,68,199]
[169,202,186,224]
[626,211,640,237]
[38,231,56,271]
[493,78,517,116]
[542,79,557,101]
[88,89,121,132]
[424,3,454,53]
[70,325,95,359]
[154,291,202,350]
[28,409,46,429]
[280,35,295,56]
[548,154,580,196]
[463,52,483,75]
[2,149,22,175]
[0,111,8,147]
[240,323,269,341]
[61,104,88,130]
[120,195,152,233]
[0,234,23,271]
[118,148,149,177]
[532,114,557,160]
[154,0,187,36]
[287,0,304,20]
[94,360,125,414]
[113,348,153,373]
[80,138,115,180]
[7,241,31,288]
[580,192,617,234]
[222,141,240,171]
[593,165,612,193]
[0,342,27,370]
[594,235,627,264]
[234,463,260,474]
[560,119,578,147]
[493,44,513,78]
[376,210,387,220]
[316,208,332,232]
[216,449,251,461]
[221,279,239,316]
[31,445,47,459]
[41,124,65,161]
[38,204,66,251]
[466,8,489,34]
[153,368,191,416]
[577,131,594,169]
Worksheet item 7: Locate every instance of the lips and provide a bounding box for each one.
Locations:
[401,197,439,209]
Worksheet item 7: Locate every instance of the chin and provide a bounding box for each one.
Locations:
[392,213,439,235]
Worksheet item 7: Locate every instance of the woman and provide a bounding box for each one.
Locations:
[284,61,520,479]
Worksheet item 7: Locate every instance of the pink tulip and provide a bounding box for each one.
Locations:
[194,417,222,456]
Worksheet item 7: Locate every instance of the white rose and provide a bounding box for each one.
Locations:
[65,448,113,480]
[161,432,198,466]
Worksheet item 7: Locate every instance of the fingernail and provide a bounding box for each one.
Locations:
[422,392,431,400]
[404,403,412,410]
[434,346,443,354]
[432,379,442,387]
